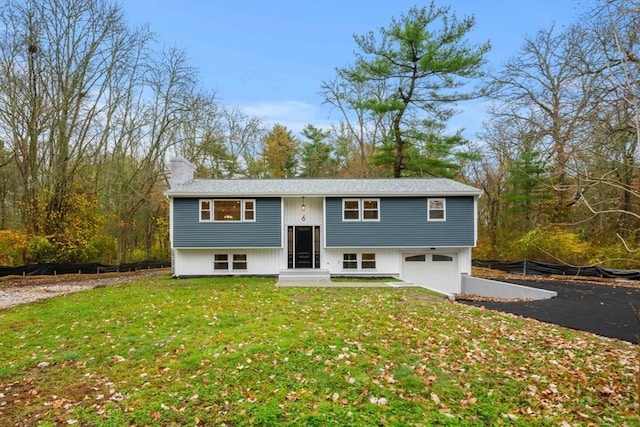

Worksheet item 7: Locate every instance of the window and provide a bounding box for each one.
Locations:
[362,199,379,221]
[215,254,248,270]
[427,198,446,221]
[343,198,380,221]
[343,253,357,269]
[361,253,376,269]
[343,253,376,269]
[432,254,453,262]
[200,200,212,221]
[200,199,256,222]
[405,255,426,262]
[343,200,360,221]
[243,200,255,221]
[215,200,241,221]
[233,254,247,270]
[214,254,229,270]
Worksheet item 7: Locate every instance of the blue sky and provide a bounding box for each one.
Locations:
[121,0,589,140]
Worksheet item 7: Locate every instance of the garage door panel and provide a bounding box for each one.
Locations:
[402,253,459,294]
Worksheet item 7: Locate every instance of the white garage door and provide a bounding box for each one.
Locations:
[402,253,459,294]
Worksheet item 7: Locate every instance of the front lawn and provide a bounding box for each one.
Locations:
[0,275,637,426]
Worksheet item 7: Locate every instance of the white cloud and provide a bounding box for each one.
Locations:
[239,100,334,135]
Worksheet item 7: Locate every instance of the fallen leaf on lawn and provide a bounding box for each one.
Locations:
[431,392,441,405]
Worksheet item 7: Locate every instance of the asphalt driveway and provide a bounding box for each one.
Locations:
[460,278,640,343]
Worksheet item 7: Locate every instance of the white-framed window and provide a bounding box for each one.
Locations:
[342,253,377,270]
[200,199,256,222]
[362,199,379,221]
[200,200,212,221]
[342,198,380,222]
[214,200,241,221]
[361,253,376,269]
[343,253,358,269]
[343,199,360,221]
[233,254,248,270]
[214,254,229,270]
[427,198,446,221]
[243,200,255,222]
[214,253,248,270]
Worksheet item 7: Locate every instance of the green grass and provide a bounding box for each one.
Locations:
[331,276,402,282]
[0,275,637,426]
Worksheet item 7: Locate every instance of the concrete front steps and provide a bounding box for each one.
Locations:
[277,269,331,284]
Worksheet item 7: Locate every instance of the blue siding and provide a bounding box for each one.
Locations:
[173,198,281,248]
[325,197,475,247]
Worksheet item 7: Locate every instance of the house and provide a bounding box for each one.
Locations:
[165,157,483,295]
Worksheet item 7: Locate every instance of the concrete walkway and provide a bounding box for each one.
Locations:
[276,280,401,288]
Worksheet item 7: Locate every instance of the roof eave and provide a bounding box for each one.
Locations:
[164,190,483,198]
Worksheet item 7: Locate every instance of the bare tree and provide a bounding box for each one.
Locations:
[488,24,602,223]
[0,0,147,237]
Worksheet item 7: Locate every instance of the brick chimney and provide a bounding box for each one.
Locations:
[168,157,195,188]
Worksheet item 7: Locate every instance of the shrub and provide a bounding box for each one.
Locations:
[25,236,56,264]
[0,230,28,266]
[514,226,593,265]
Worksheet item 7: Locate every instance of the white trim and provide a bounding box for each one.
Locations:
[427,198,446,221]
[342,199,360,221]
[362,198,380,222]
[473,196,478,246]
[213,199,242,222]
[169,197,174,245]
[323,197,327,249]
[200,198,257,223]
[243,199,256,222]
[214,253,249,271]
[176,246,282,250]
[342,198,380,222]
[326,245,471,249]
[341,252,378,271]
[199,199,213,222]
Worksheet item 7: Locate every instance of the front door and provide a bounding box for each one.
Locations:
[295,226,313,268]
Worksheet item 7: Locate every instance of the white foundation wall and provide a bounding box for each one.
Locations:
[322,248,402,276]
[458,247,473,275]
[174,248,285,277]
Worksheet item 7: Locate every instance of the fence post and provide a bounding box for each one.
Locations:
[523,260,527,276]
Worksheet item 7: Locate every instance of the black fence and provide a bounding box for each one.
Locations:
[473,259,640,281]
[0,261,170,277]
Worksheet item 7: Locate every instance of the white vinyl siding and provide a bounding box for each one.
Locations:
[174,249,284,277]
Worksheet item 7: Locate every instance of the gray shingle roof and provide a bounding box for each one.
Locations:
[165,178,482,197]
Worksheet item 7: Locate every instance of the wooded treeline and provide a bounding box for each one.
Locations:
[0,0,637,268]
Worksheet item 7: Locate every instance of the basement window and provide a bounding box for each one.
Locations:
[343,253,357,269]
[214,254,229,270]
[361,253,376,269]
[233,254,248,270]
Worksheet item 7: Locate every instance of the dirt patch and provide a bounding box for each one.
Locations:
[0,269,167,310]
